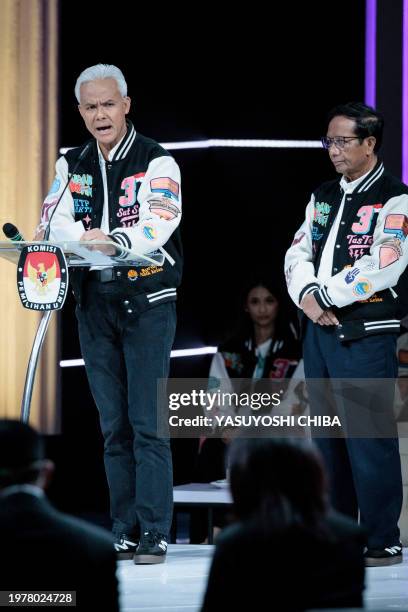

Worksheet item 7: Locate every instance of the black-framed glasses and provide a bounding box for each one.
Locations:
[321,136,361,150]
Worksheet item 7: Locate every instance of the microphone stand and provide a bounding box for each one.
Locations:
[21,312,53,423]
[21,143,91,423]
[44,142,92,241]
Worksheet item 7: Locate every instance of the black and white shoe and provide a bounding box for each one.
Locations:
[364,543,403,567]
[114,534,138,560]
[133,531,168,564]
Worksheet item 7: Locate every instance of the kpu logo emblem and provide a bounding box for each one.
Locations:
[17,245,68,311]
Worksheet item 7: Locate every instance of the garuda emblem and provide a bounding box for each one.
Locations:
[27,260,57,294]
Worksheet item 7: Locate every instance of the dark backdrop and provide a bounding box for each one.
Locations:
[47,1,366,520]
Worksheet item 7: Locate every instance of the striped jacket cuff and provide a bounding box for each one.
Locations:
[108,232,132,250]
[299,283,320,304]
[314,286,333,310]
[146,288,177,303]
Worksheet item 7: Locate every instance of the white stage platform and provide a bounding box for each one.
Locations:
[118,544,408,611]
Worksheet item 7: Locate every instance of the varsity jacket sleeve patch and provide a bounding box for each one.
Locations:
[40,156,85,242]
[109,155,182,254]
[319,193,408,308]
[284,194,321,307]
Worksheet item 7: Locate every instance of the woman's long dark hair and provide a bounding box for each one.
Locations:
[235,276,293,344]
[228,437,328,535]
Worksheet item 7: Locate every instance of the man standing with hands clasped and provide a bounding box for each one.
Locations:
[285,102,408,566]
[39,64,182,564]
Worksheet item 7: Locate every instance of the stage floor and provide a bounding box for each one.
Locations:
[118,544,408,611]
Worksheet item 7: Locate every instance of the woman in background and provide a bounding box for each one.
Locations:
[190,279,305,542]
[209,278,301,385]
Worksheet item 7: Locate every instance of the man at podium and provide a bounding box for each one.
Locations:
[38,64,182,564]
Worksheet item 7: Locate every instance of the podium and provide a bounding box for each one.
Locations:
[0,240,164,424]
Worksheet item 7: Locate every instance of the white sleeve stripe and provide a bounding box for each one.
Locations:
[148,291,177,302]
[147,287,177,298]
[303,284,320,297]
[114,232,132,249]
[111,233,125,245]
[364,323,400,329]
[364,319,400,325]
[321,286,333,306]
[112,235,126,247]
[317,288,333,308]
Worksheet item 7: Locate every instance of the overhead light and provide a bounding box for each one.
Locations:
[60,346,218,367]
[60,138,322,155]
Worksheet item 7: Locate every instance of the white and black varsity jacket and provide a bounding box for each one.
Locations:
[284,160,408,341]
[41,121,182,308]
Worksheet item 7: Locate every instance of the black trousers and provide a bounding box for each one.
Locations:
[76,282,176,539]
[303,321,402,549]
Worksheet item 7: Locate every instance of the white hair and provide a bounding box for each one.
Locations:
[75,64,128,102]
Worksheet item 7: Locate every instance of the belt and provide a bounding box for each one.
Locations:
[88,268,121,283]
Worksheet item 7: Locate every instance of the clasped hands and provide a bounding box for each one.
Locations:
[300,293,339,326]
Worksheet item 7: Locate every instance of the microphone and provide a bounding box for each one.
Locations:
[3,222,25,242]
[44,141,92,241]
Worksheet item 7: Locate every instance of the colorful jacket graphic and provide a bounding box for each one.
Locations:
[285,160,408,340]
[41,121,182,307]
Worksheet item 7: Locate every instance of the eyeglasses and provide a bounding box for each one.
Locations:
[321,136,361,150]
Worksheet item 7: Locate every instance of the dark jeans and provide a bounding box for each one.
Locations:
[303,321,402,549]
[76,283,176,539]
